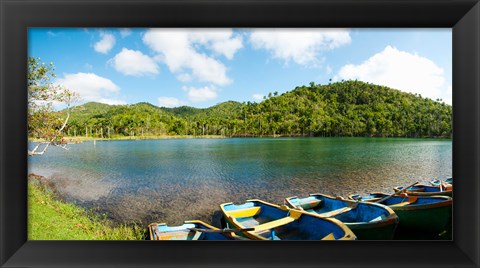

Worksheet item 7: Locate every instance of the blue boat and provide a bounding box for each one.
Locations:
[284,194,398,240]
[347,193,452,232]
[393,184,452,197]
[220,199,356,240]
[149,220,240,240]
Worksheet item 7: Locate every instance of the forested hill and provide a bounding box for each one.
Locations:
[63,81,452,138]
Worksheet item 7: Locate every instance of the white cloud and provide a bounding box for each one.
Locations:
[110,48,159,76]
[56,73,123,105]
[143,29,243,85]
[249,29,351,66]
[94,33,116,54]
[158,97,186,107]
[120,28,132,38]
[189,30,243,59]
[336,45,451,103]
[252,94,264,101]
[182,85,218,102]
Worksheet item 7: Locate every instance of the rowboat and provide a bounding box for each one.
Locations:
[430,177,453,186]
[393,184,452,197]
[347,193,452,232]
[220,199,356,240]
[284,194,398,240]
[148,220,241,240]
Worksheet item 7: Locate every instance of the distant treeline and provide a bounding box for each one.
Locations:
[60,81,452,138]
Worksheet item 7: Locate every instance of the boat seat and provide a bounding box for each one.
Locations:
[188,231,203,240]
[254,216,296,232]
[317,207,353,217]
[297,199,323,210]
[408,196,418,203]
[321,233,335,240]
[369,216,383,222]
[228,207,262,219]
[390,202,410,207]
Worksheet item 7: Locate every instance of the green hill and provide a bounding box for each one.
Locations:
[62,81,452,138]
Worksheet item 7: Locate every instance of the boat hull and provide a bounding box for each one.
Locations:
[392,202,452,232]
[346,220,397,240]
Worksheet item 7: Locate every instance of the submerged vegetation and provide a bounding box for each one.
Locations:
[28,180,145,240]
[60,81,452,139]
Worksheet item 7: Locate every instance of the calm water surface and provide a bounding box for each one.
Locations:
[29,137,452,226]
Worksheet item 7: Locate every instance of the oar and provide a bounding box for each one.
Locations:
[188,227,254,233]
[375,181,419,204]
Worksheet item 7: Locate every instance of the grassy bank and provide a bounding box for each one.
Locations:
[28,182,145,240]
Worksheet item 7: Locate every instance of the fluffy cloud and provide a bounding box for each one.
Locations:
[56,73,124,105]
[110,48,159,76]
[337,46,451,104]
[94,33,116,54]
[182,85,218,103]
[249,29,351,66]
[158,97,185,108]
[188,31,243,60]
[143,29,243,85]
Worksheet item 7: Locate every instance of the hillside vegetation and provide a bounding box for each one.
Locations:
[61,81,452,138]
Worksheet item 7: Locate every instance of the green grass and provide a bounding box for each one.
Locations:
[28,183,146,240]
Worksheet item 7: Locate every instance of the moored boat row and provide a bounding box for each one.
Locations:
[148,178,453,240]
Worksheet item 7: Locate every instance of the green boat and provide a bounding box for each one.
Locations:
[348,193,452,232]
[284,193,398,240]
[393,184,452,197]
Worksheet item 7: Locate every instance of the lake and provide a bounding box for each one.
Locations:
[28,137,452,226]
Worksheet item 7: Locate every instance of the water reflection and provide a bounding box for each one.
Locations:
[29,137,452,226]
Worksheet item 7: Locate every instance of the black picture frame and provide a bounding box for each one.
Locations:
[1,0,479,267]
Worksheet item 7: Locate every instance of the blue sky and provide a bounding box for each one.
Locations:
[28,28,452,108]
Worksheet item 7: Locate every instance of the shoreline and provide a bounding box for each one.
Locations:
[29,134,452,143]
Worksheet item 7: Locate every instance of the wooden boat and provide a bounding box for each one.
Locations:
[393,184,452,197]
[284,194,398,240]
[347,193,452,232]
[220,199,356,240]
[430,177,453,186]
[148,220,241,240]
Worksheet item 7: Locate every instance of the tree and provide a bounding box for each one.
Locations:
[28,57,79,156]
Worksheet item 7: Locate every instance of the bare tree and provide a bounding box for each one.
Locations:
[28,57,79,156]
